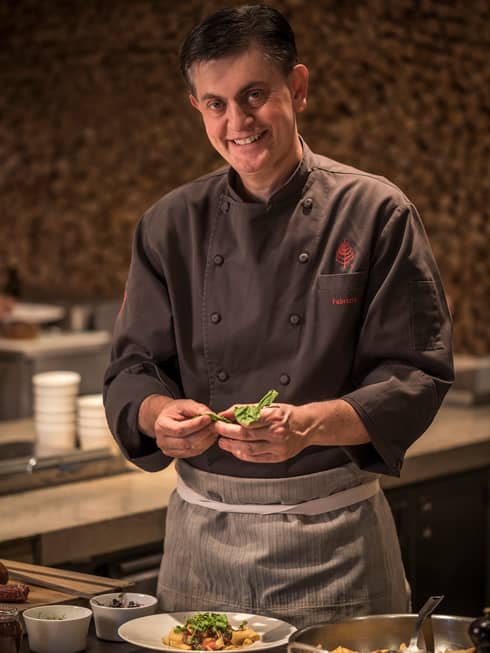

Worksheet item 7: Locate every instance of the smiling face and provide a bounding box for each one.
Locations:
[189,46,308,199]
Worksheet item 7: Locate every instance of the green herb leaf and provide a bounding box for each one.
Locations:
[234,388,279,426]
[197,412,234,423]
[183,612,230,634]
[257,388,279,410]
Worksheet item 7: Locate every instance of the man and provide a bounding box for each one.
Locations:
[104,5,453,628]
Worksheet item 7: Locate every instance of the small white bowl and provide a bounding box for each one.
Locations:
[77,425,111,437]
[79,436,111,450]
[78,410,106,419]
[23,604,92,653]
[36,443,76,457]
[35,417,76,429]
[77,394,103,408]
[35,408,77,422]
[89,592,158,641]
[35,424,76,441]
[34,383,80,394]
[33,371,82,387]
[34,399,79,414]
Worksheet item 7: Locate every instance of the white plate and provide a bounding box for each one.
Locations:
[118,611,296,652]
[5,302,65,324]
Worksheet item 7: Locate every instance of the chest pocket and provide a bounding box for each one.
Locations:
[317,271,367,306]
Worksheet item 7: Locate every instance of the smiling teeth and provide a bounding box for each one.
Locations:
[233,133,263,145]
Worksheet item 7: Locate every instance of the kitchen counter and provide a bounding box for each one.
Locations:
[18,622,288,653]
[381,401,490,488]
[1,402,489,564]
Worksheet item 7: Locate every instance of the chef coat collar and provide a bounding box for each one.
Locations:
[226,136,314,208]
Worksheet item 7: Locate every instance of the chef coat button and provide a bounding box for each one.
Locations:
[298,252,310,263]
[279,373,290,385]
[289,313,301,326]
[221,199,230,213]
[217,370,229,382]
[214,254,224,265]
[210,312,221,324]
[302,197,313,212]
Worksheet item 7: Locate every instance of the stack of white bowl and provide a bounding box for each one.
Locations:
[32,371,81,456]
[77,394,113,450]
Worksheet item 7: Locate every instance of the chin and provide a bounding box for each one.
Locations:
[231,150,270,172]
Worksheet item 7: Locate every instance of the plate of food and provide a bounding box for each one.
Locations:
[118,610,296,651]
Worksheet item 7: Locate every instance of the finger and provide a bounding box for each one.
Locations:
[218,436,272,455]
[218,438,282,462]
[214,423,269,442]
[213,421,248,439]
[218,406,237,419]
[179,403,213,419]
[253,406,287,425]
[159,430,217,456]
[156,414,211,438]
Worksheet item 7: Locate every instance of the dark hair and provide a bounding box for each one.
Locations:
[180,5,298,93]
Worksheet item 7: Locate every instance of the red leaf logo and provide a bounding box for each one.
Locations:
[335,240,355,270]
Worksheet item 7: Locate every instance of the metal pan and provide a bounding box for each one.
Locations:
[288,615,474,653]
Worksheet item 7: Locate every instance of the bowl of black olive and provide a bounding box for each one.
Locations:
[89,592,158,641]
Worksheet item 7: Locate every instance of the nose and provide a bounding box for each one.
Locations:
[227,101,254,132]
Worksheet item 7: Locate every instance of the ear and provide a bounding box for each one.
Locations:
[189,93,201,112]
[289,64,309,113]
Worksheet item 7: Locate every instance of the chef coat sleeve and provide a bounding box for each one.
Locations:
[341,202,454,476]
[103,216,183,472]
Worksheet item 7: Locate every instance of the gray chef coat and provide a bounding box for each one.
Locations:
[103,139,453,479]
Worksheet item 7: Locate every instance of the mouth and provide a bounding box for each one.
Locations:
[230,130,267,146]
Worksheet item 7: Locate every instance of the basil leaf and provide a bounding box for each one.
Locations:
[199,412,234,423]
[234,388,279,426]
[257,388,279,409]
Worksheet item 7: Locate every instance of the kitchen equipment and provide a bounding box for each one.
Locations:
[76,394,113,451]
[32,371,81,455]
[287,614,474,653]
[89,592,157,641]
[407,596,445,653]
[23,604,92,653]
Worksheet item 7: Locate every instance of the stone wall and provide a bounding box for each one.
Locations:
[1,0,488,353]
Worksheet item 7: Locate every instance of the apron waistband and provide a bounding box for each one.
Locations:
[176,473,380,515]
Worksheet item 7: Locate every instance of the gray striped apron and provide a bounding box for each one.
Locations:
[157,460,410,629]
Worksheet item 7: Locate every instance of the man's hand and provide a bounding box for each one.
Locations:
[215,399,370,463]
[139,395,218,458]
[215,402,311,463]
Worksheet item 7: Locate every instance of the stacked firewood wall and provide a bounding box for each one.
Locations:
[0,1,488,353]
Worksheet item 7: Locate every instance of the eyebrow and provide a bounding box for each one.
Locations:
[200,81,266,103]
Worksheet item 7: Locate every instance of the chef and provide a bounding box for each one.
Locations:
[104,5,453,628]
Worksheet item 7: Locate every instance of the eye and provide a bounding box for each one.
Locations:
[207,100,225,112]
[247,89,264,105]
